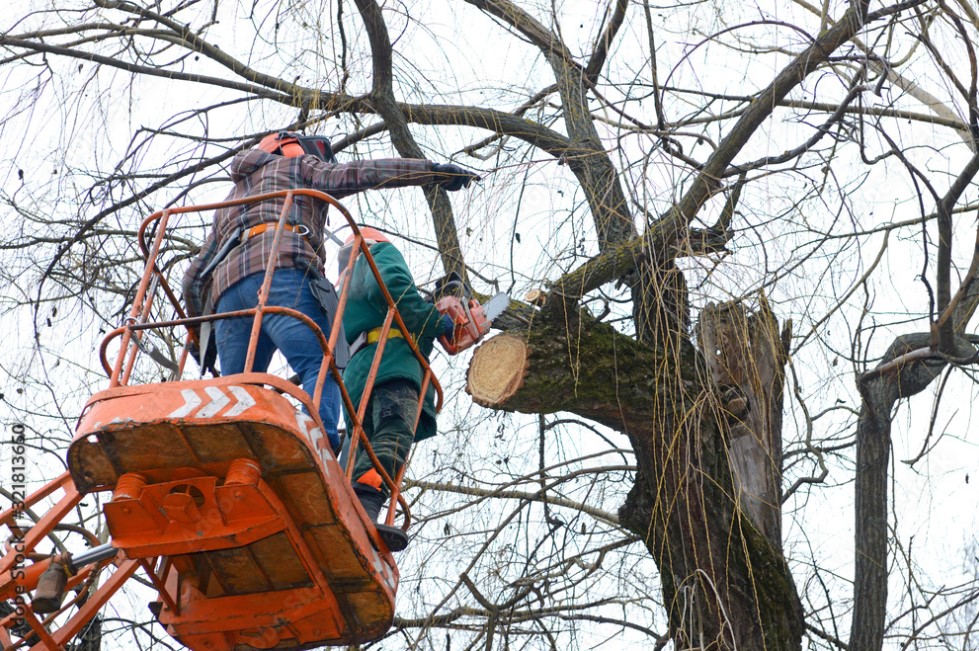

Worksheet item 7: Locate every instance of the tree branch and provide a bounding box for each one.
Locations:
[584,0,629,79]
[354,0,467,277]
[0,35,292,102]
[548,1,897,303]
[850,144,979,651]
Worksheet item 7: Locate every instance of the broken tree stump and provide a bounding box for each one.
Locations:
[696,298,791,547]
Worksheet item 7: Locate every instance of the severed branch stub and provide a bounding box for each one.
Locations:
[466,334,529,406]
[463,316,688,436]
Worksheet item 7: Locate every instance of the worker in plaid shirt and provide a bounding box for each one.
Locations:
[182,131,478,450]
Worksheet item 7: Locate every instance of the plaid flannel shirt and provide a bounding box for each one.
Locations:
[182,149,440,319]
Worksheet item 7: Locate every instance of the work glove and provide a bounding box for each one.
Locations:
[439,314,456,342]
[432,163,480,191]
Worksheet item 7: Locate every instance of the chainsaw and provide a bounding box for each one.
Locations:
[432,272,509,355]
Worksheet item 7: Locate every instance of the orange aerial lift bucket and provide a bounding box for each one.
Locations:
[0,190,442,650]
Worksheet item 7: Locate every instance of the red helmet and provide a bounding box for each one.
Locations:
[343,226,390,245]
[338,227,391,274]
[257,131,337,163]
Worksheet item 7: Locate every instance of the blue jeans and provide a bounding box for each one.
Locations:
[215,268,341,449]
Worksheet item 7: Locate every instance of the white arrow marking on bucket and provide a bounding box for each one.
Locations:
[296,411,332,477]
[169,389,202,418]
[296,413,313,438]
[371,549,385,579]
[385,561,397,590]
[296,413,330,475]
[224,385,256,417]
[197,386,231,418]
[371,550,396,591]
[309,426,329,476]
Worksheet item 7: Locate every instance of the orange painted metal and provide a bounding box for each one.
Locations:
[29,560,141,651]
[0,472,124,651]
[68,374,400,648]
[0,555,98,605]
[2,190,443,650]
[0,474,82,579]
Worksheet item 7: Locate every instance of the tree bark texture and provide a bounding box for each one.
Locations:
[850,333,969,651]
[468,308,803,650]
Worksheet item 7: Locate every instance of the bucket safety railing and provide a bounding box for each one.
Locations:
[97,188,442,531]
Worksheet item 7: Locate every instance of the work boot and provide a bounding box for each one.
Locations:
[353,482,409,552]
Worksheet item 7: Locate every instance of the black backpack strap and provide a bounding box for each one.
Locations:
[305,268,350,370]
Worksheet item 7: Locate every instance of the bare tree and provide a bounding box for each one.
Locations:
[3,1,979,650]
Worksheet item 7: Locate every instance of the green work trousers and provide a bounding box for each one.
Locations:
[351,379,419,495]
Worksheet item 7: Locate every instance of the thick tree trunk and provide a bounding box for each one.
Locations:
[468,308,803,650]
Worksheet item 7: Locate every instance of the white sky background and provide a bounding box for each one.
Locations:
[1,0,979,649]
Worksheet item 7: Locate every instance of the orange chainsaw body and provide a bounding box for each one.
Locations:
[436,295,491,354]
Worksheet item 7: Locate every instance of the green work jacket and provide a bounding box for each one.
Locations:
[340,242,443,441]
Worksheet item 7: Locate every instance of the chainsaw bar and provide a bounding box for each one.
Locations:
[481,293,509,323]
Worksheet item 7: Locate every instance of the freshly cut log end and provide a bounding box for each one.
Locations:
[466,334,528,407]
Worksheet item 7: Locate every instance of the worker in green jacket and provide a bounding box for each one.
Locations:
[336,226,461,551]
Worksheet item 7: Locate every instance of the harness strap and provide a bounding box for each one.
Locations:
[240,222,310,242]
[349,327,408,357]
[367,328,405,345]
